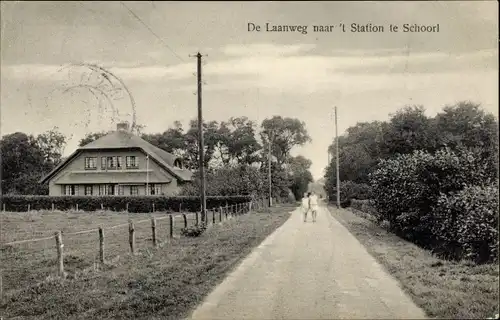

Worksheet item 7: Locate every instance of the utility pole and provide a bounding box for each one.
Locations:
[268,131,273,207]
[146,155,149,195]
[335,106,340,209]
[196,52,207,224]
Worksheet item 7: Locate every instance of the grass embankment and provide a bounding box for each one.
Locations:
[0,205,294,319]
[329,206,499,319]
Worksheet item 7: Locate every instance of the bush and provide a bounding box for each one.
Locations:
[329,181,371,207]
[369,147,498,262]
[350,199,379,218]
[0,195,253,213]
[433,185,499,263]
[369,148,492,246]
[180,225,207,237]
[182,164,292,201]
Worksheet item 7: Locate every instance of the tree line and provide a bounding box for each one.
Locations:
[324,101,499,263]
[1,116,314,201]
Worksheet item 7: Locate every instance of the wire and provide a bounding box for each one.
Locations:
[119,1,185,63]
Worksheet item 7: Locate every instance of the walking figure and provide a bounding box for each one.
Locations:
[301,192,310,222]
[308,192,318,223]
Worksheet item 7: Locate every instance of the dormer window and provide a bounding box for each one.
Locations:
[126,156,138,169]
[174,159,183,169]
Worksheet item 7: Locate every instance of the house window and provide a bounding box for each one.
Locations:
[126,156,138,168]
[99,184,115,195]
[84,157,97,170]
[106,156,117,169]
[149,184,162,195]
[130,185,139,195]
[64,185,78,196]
[117,156,123,169]
[117,185,124,195]
[101,157,106,170]
[84,185,93,195]
[107,184,115,195]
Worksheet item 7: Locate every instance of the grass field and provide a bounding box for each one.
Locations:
[329,205,499,320]
[0,205,294,319]
[0,209,202,293]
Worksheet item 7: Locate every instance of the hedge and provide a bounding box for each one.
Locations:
[350,199,379,219]
[433,185,499,263]
[327,181,372,208]
[368,147,498,263]
[0,195,253,213]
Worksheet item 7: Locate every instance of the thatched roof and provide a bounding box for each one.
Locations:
[40,129,193,184]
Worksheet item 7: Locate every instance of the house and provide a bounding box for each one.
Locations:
[40,122,193,196]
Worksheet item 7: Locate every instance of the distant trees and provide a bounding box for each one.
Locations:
[1,127,68,195]
[260,116,311,167]
[325,102,499,194]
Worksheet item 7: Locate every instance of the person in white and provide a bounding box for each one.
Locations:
[301,192,310,222]
[308,192,319,223]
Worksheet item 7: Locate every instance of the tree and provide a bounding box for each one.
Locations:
[36,127,68,169]
[142,121,185,156]
[434,101,498,178]
[78,131,111,147]
[183,119,222,169]
[383,105,436,155]
[325,121,387,189]
[288,155,314,200]
[223,117,261,165]
[1,132,47,194]
[260,116,311,167]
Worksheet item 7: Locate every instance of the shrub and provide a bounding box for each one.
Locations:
[180,225,207,237]
[329,181,372,207]
[433,185,499,263]
[350,199,379,218]
[181,164,292,202]
[369,148,492,247]
[0,195,253,213]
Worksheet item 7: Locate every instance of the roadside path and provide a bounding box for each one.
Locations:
[189,204,427,319]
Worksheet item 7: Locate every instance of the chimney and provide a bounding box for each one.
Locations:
[116,122,130,132]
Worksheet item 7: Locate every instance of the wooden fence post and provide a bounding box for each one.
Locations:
[212,208,216,224]
[52,203,55,211]
[182,214,188,228]
[195,211,199,226]
[76,203,79,211]
[179,203,182,212]
[152,203,155,212]
[54,231,65,278]
[2,203,5,212]
[151,217,157,247]
[98,226,105,264]
[225,205,229,219]
[219,207,222,222]
[126,202,129,212]
[27,204,30,212]
[128,220,135,254]
[169,215,174,238]
[101,203,104,210]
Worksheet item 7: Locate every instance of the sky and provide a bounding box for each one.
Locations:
[1,1,498,180]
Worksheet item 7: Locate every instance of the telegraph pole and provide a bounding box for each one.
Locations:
[268,131,273,207]
[196,52,207,223]
[335,106,340,209]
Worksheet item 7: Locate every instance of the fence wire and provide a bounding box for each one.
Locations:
[0,201,262,293]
